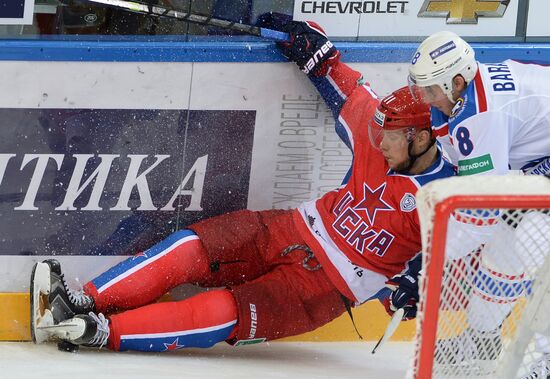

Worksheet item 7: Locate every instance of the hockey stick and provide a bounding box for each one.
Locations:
[371,308,405,354]
[72,0,290,41]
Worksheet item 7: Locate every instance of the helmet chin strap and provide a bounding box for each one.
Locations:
[395,136,437,174]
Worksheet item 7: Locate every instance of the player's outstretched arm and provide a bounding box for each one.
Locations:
[275,21,368,126]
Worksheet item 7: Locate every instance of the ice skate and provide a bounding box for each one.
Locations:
[434,326,502,375]
[30,259,95,344]
[38,312,110,349]
[30,261,54,344]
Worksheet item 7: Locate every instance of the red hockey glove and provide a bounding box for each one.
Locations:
[277,21,340,77]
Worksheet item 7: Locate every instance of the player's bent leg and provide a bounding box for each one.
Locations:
[83,229,211,314]
[226,259,347,344]
[464,212,547,334]
[434,222,533,372]
[467,265,519,332]
[438,212,550,373]
[445,263,523,369]
[107,289,238,351]
[466,221,526,333]
[189,209,293,288]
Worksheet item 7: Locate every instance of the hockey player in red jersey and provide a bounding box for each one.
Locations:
[30,21,454,352]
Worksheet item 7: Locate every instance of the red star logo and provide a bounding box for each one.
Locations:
[163,338,185,351]
[354,183,394,225]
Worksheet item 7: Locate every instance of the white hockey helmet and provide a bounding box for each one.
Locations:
[408,31,477,103]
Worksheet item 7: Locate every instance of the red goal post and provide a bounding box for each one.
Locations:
[410,175,550,379]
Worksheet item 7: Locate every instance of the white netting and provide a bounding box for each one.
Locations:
[409,176,550,379]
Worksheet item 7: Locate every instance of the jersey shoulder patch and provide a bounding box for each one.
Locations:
[448,81,480,133]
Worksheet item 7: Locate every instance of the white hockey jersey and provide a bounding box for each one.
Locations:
[431,60,550,176]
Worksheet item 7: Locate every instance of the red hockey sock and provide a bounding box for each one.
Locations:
[107,289,238,351]
[84,230,211,313]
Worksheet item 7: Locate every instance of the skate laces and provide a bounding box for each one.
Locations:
[87,312,109,349]
[61,274,92,308]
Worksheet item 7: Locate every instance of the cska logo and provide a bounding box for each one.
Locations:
[354,183,394,225]
[418,0,509,24]
[332,185,396,257]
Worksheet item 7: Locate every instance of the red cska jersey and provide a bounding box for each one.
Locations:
[292,61,455,304]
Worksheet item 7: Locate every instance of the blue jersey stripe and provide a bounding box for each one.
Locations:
[413,162,455,187]
[119,321,236,352]
[334,117,354,153]
[91,229,197,291]
[311,75,347,121]
[309,73,355,154]
[389,148,456,187]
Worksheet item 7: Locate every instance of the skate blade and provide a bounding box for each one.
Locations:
[37,323,80,330]
[37,319,86,341]
[30,262,53,344]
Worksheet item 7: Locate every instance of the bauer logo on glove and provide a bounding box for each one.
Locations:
[302,39,335,75]
[277,21,340,77]
[382,253,422,321]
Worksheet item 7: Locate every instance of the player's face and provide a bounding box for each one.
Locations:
[378,129,412,171]
[410,84,454,116]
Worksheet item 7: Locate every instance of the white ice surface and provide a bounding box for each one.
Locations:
[0,341,413,379]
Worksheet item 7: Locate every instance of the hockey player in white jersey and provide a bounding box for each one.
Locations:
[408,30,550,177]
[406,31,550,377]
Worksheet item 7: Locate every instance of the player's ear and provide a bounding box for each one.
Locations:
[416,129,431,149]
[451,75,466,98]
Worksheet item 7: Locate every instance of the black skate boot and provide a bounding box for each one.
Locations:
[48,312,110,349]
[43,259,95,323]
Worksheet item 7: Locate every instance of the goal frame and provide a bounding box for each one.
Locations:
[414,193,550,379]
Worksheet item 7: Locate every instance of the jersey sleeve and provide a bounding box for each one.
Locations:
[431,109,458,164]
[309,59,362,119]
[309,60,379,154]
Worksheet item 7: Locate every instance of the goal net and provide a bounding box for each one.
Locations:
[409,175,550,379]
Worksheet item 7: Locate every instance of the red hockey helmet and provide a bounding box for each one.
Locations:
[368,86,431,150]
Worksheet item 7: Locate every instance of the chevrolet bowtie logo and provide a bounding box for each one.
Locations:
[418,0,509,24]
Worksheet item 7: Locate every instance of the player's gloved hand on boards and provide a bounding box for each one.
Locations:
[277,21,340,77]
[383,253,422,321]
[255,12,292,31]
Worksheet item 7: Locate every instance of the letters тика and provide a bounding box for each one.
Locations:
[0,153,208,211]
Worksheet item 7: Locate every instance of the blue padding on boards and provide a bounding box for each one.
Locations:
[0,39,549,63]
